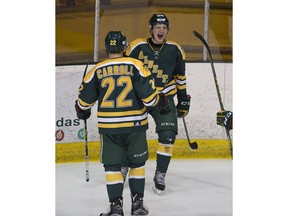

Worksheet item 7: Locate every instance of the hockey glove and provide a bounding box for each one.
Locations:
[75,100,91,120]
[217,110,233,130]
[157,93,171,115]
[176,95,191,117]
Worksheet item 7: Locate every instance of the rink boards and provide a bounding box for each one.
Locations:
[55,63,232,162]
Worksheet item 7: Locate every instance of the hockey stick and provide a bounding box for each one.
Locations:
[182,116,198,150]
[84,119,89,182]
[82,58,93,182]
[193,30,233,158]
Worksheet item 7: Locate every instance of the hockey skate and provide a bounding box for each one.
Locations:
[152,171,166,195]
[100,197,124,216]
[131,194,149,215]
[121,166,129,183]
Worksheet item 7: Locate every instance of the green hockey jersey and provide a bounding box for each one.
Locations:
[125,38,188,99]
[77,57,159,134]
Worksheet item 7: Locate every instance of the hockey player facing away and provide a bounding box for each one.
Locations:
[75,31,169,216]
[123,13,191,195]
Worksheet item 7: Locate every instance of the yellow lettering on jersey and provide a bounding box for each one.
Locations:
[149,79,156,90]
[103,67,107,77]
[96,69,103,79]
[147,60,154,69]
[152,65,158,73]
[124,65,128,75]
[162,74,168,83]
[143,56,149,64]
[97,65,134,80]
[140,54,170,84]
[117,76,133,107]
[157,69,163,78]
[113,65,119,75]
[119,65,125,75]
[138,51,144,60]
[129,65,133,75]
[107,66,113,76]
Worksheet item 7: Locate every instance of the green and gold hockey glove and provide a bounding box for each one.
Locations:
[176,95,191,117]
[75,100,91,120]
[217,110,233,130]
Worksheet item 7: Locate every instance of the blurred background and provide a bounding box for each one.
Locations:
[56,0,232,65]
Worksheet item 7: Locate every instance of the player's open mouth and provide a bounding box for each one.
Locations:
[158,34,164,39]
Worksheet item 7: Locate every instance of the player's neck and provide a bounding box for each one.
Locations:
[108,53,123,58]
[148,38,164,51]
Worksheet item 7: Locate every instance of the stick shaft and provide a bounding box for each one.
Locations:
[182,116,191,142]
[193,31,224,110]
[182,116,198,150]
[193,31,232,158]
[84,119,89,181]
[82,59,92,181]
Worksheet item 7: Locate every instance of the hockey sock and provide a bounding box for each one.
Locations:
[128,165,145,195]
[105,171,123,200]
[104,165,124,201]
[156,143,173,173]
[156,153,171,173]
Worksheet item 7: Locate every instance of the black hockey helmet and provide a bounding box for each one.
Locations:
[105,31,127,53]
[149,13,169,29]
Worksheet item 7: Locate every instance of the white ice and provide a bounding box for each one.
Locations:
[56,159,232,216]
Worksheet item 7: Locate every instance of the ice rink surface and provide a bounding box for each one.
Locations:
[56,159,232,216]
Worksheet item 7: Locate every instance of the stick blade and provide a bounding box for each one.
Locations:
[189,142,198,150]
[193,30,213,65]
[193,30,200,37]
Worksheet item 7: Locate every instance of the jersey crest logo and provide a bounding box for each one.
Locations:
[154,51,160,59]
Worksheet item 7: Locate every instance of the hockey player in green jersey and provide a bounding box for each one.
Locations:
[75,31,169,216]
[123,13,191,195]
